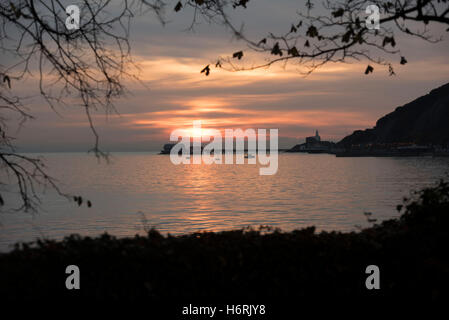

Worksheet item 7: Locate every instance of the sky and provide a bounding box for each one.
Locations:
[8,0,449,152]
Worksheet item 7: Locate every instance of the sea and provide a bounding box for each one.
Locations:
[1,152,448,251]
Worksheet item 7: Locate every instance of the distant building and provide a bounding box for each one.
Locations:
[287,130,336,153]
[305,130,321,145]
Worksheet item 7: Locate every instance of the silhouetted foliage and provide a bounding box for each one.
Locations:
[175,0,449,75]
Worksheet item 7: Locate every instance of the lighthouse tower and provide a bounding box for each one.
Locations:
[315,130,321,142]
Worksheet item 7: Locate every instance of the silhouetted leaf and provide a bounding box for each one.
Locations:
[174,1,183,12]
[258,38,267,46]
[233,0,250,8]
[305,0,314,10]
[201,65,210,76]
[400,56,408,65]
[233,51,243,60]
[306,25,318,38]
[215,60,222,68]
[10,3,21,18]
[304,40,310,47]
[389,64,396,76]
[3,75,11,89]
[0,194,4,206]
[382,36,396,47]
[290,24,297,33]
[391,37,396,47]
[288,46,299,57]
[332,8,345,18]
[342,30,352,43]
[365,65,374,74]
[87,200,92,208]
[271,42,282,56]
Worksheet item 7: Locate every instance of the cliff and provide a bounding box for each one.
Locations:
[339,82,449,147]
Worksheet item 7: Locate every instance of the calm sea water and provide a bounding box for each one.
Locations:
[1,152,448,251]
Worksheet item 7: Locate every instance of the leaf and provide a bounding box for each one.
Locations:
[0,194,4,206]
[87,200,92,208]
[382,36,396,47]
[3,75,11,89]
[306,25,318,38]
[174,1,183,12]
[288,46,299,57]
[304,40,310,47]
[233,0,250,8]
[342,30,352,43]
[10,3,21,18]
[365,65,374,75]
[290,24,297,33]
[215,60,222,68]
[258,38,267,46]
[400,56,407,65]
[232,51,243,60]
[201,65,210,76]
[296,21,303,28]
[388,64,396,76]
[390,37,396,47]
[332,8,345,18]
[271,42,282,56]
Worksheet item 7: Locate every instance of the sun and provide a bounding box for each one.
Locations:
[184,126,218,139]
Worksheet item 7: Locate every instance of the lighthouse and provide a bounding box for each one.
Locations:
[315,130,321,142]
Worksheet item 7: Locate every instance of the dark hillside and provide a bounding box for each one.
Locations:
[340,82,449,147]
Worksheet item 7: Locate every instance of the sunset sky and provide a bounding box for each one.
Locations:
[12,0,449,152]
